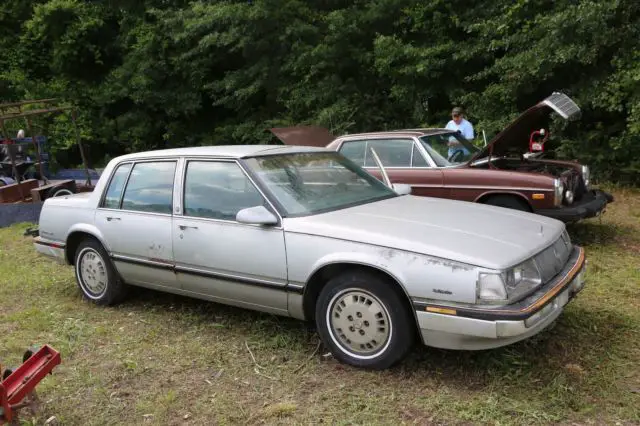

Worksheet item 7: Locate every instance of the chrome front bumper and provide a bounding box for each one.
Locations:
[414,246,586,350]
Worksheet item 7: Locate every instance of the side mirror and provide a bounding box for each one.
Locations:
[236,205,279,226]
[392,183,412,195]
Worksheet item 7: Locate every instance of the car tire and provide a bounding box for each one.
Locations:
[484,195,530,212]
[74,239,127,305]
[315,269,415,370]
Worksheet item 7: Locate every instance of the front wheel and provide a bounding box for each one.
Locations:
[315,270,415,369]
[74,239,127,305]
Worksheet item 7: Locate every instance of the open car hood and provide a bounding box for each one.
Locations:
[469,92,581,162]
[269,126,336,147]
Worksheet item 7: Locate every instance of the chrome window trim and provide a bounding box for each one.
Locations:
[411,136,439,168]
[173,157,186,215]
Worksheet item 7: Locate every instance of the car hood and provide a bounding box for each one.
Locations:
[469,92,581,162]
[283,195,565,270]
[270,126,336,147]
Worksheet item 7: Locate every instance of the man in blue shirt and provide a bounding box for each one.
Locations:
[445,107,474,158]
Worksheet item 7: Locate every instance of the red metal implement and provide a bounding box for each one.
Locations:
[0,345,61,424]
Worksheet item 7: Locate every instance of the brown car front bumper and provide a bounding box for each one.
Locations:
[536,189,613,223]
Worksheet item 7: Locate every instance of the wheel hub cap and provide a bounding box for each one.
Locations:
[80,251,107,296]
[328,290,391,358]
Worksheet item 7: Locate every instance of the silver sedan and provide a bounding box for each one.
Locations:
[33,145,587,369]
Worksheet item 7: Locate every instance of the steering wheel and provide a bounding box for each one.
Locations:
[448,149,464,162]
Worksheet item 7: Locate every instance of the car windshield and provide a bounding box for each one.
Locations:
[243,152,397,217]
[419,132,480,166]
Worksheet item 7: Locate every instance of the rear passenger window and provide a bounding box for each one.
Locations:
[102,163,132,209]
[121,161,176,214]
[364,139,413,167]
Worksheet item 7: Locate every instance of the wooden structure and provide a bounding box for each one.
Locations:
[0,98,92,203]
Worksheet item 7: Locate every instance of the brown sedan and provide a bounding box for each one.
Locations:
[270,92,613,223]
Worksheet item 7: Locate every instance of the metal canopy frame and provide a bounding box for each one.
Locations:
[0,98,92,202]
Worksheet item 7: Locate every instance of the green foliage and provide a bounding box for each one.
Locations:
[0,0,638,182]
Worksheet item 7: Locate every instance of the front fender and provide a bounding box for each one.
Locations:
[474,190,536,208]
[285,233,480,305]
[307,251,409,291]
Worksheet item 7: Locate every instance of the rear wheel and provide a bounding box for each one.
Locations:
[315,270,415,370]
[483,195,530,212]
[74,239,127,305]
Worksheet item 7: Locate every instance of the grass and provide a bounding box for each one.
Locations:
[1,186,639,425]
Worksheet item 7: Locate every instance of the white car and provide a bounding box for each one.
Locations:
[33,145,587,369]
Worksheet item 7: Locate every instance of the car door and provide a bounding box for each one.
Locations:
[338,138,445,197]
[94,159,178,290]
[172,159,288,315]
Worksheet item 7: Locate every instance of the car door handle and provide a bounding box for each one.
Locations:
[178,224,198,230]
[106,217,121,221]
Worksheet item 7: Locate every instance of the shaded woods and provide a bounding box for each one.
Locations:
[1,0,638,183]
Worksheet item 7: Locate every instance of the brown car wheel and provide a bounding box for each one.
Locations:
[484,195,531,212]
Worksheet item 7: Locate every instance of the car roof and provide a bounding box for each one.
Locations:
[336,128,453,139]
[113,144,329,161]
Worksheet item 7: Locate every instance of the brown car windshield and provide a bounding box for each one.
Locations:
[243,152,397,217]
[419,132,480,166]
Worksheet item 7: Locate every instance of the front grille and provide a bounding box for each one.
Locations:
[561,169,587,202]
[534,234,572,283]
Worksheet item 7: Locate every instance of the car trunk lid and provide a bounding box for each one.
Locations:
[269,126,336,147]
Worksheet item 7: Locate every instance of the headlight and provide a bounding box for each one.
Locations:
[477,258,542,303]
[504,258,542,300]
[477,272,508,302]
[553,178,564,207]
[581,165,590,188]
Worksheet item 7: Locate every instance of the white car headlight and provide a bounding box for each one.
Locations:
[477,258,542,303]
[554,178,564,207]
[504,258,542,300]
[581,165,590,188]
[477,272,508,302]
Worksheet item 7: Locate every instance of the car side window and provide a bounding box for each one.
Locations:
[339,141,366,166]
[411,143,429,167]
[183,161,265,221]
[364,139,413,168]
[120,161,176,214]
[102,163,132,209]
